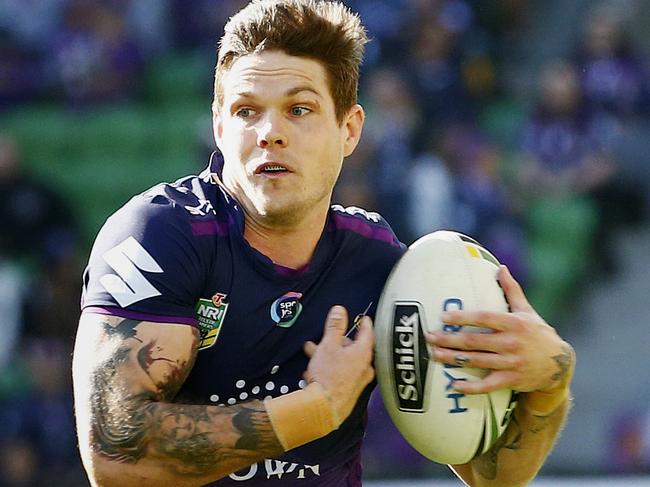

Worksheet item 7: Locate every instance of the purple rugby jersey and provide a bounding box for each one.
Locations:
[81,152,406,486]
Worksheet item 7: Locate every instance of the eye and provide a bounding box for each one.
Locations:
[290,106,311,117]
[235,107,256,119]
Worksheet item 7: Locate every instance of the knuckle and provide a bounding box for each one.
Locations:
[510,315,527,332]
[509,355,524,369]
[503,336,521,352]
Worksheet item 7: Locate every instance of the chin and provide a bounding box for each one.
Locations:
[253,197,306,226]
[259,206,303,227]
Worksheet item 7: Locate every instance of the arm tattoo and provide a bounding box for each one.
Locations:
[473,413,522,480]
[88,317,282,476]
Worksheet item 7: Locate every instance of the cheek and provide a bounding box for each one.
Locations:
[221,126,256,158]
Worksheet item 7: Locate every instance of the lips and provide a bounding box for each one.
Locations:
[254,162,292,175]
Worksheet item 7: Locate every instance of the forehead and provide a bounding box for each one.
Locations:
[221,50,330,99]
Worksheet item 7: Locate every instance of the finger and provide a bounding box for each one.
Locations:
[440,309,522,332]
[351,316,374,359]
[320,305,349,345]
[304,341,317,358]
[453,370,519,395]
[431,348,516,371]
[427,330,509,353]
[354,316,374,346]
[498,265,534,314]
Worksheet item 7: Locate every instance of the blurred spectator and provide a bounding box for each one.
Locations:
[0,132,76,270]
[0,340,82,487]
[405,1,476,130]
[362,66,422,242]
[573,1,650,221]
[574,3,650,123]
[0,29,43,107]
[518,60,615,199]
[0,133,79,364]
[518,60,644,275]
[47,0,144,106]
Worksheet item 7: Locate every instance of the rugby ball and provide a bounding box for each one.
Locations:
[374,230,517,465]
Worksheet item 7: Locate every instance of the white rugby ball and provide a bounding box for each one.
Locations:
[374,230,518,465]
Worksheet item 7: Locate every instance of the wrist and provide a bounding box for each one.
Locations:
[264,382,341,451]
[523,379,571,415]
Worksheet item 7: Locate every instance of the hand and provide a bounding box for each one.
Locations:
[426,266,575,395]
[303,305,375,422]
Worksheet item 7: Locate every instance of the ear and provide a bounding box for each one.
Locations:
[212,109,224,152]
[342,104,365,158]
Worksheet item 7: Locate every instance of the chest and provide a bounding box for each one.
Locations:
[178,239,385,405]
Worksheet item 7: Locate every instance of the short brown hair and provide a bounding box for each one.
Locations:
[214,0,368,123]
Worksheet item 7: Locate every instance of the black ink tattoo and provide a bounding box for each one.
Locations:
[233,404,279,452]
[88,317,283,477]
[474,413,522,480]
[529,411,555,434]
[103,319,143,342]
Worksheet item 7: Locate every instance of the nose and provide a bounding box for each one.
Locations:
[257,113,288,149]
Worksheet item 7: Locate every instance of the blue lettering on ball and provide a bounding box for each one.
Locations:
[447,393,469,414]
[441,298,468,414]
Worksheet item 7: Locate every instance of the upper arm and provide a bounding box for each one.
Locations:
[72,312,199,469]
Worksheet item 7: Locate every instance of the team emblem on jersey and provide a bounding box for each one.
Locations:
[270,292,303,328]
[100,236,163,307]
[195,293,229,350]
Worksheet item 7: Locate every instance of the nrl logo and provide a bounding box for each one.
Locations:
[195,292,229,350]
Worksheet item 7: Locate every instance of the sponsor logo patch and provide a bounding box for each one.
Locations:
[100,236,163,307]
[270,292,303,328]
[195,293,229,350]
[391,302,429,413]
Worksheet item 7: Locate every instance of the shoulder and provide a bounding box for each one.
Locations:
[328,204,406,252]
[82,172,230,314]
[99,172,229,246]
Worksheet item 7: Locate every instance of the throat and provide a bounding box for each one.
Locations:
[243,219,325,270]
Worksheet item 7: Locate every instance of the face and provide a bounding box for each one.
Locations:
[214,50,364,227]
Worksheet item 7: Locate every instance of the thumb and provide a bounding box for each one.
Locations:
[321,305,348,345]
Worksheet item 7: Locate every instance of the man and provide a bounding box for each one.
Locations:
[73,1,575,486]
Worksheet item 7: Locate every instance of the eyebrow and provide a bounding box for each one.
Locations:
[234,86,322,99]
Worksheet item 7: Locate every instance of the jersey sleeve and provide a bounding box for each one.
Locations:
[81,191,207,326]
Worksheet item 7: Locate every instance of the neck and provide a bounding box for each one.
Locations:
[243,205,329,270]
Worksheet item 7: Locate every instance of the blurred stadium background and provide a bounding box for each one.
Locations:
[1,0,650,485]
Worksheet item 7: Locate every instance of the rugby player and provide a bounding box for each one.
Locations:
[72,1,575,486]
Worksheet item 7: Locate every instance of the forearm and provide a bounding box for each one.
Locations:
[73,315,284,487]
[79,398,283,487]
[453,390,571,487]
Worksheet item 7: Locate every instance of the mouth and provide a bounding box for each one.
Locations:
[254,162,292,176]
